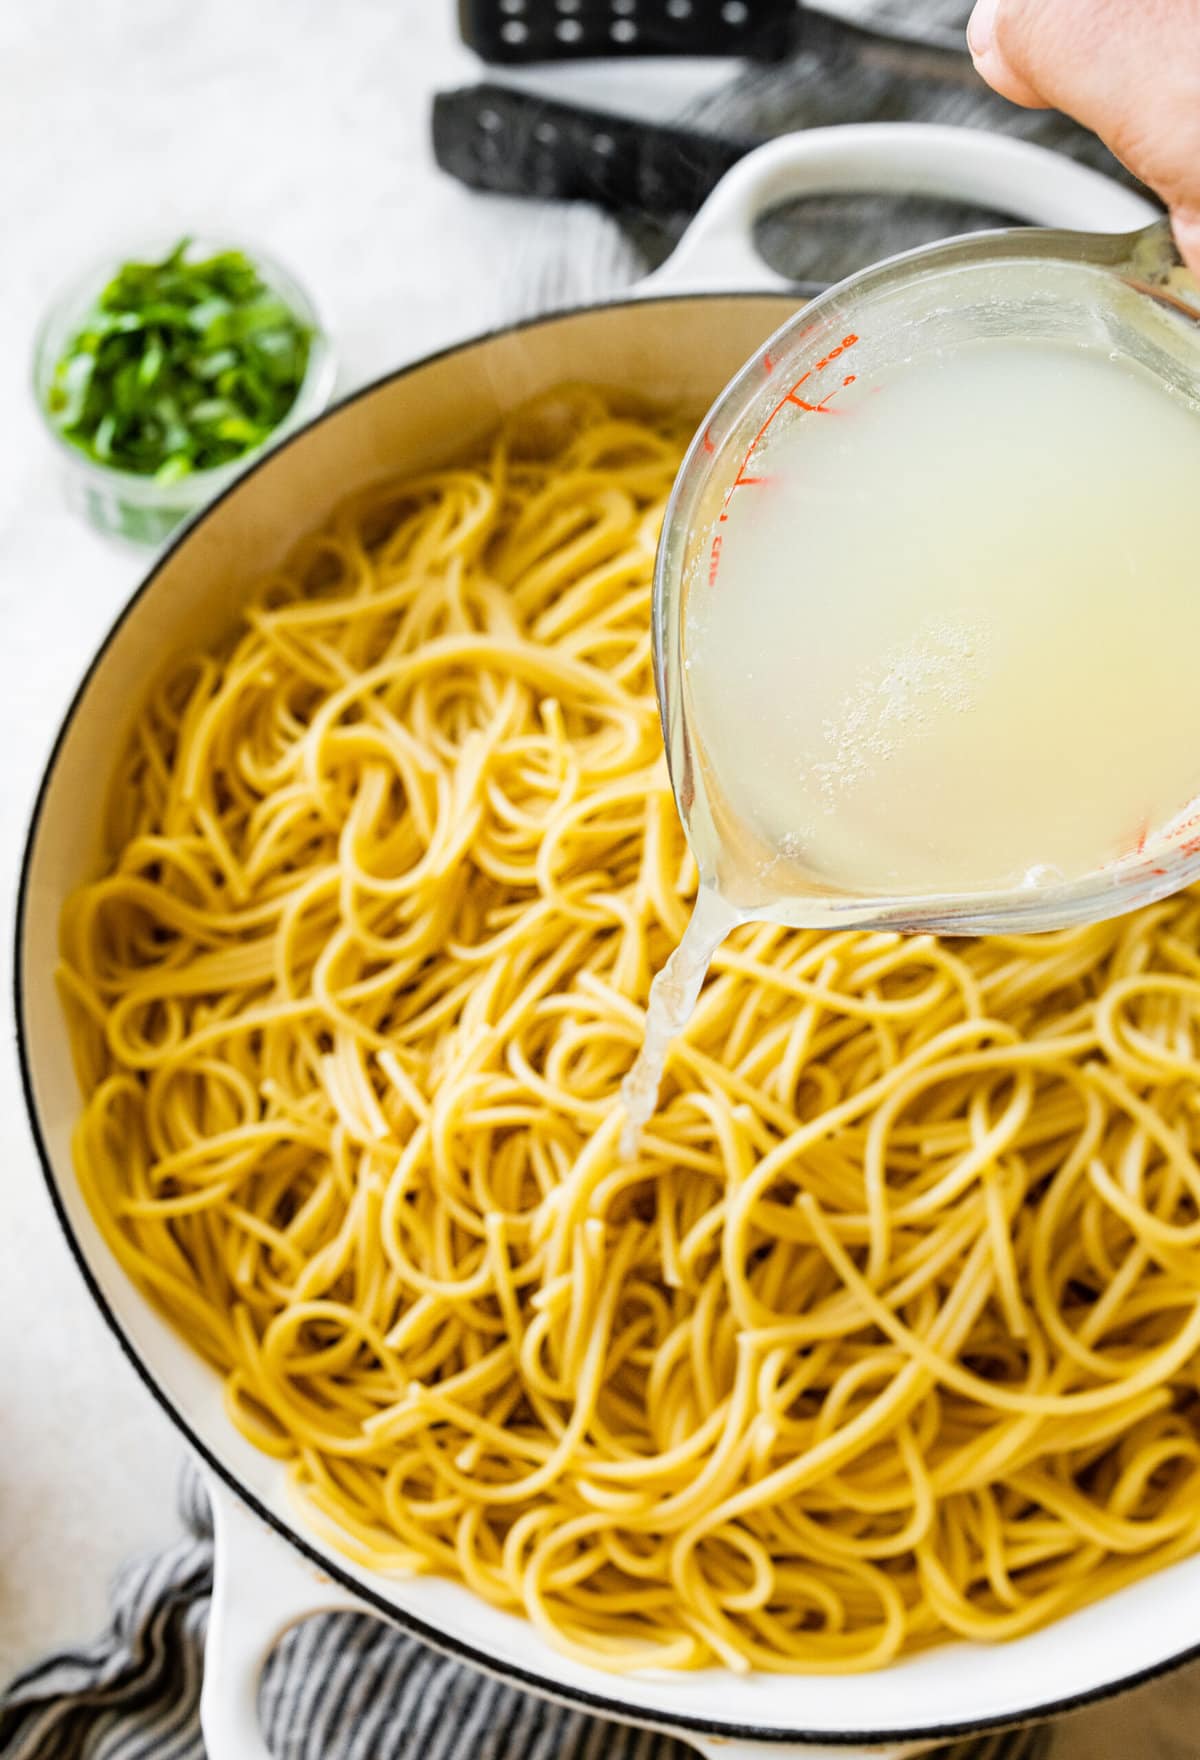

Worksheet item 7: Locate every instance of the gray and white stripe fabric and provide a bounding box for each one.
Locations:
[0,1468,692,1760]
[815,0,980,51]
[0,1469,1054,1760]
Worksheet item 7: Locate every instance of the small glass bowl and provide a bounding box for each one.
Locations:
[33,239,337,547]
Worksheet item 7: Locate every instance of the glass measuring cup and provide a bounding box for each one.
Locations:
[654,213,1200,941]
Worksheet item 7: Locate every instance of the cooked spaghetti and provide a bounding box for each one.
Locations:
[61,387,1200,1674]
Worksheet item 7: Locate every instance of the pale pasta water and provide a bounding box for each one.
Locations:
[687,338,1200,903]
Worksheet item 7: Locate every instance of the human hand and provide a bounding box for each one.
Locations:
[967,0,1200,274]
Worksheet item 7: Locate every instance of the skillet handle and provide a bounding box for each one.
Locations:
[196,1469,1037,1760]
[199,1469,371,1760]
[640,122,1158,295]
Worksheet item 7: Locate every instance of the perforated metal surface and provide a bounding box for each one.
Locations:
[459,0,793,62]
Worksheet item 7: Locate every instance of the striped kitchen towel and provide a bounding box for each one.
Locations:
[0,1468,1050,1760]
[0,1471,685,1760]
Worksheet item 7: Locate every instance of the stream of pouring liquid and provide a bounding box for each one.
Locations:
[619,888,740,1157]
[620,337,1200,1149]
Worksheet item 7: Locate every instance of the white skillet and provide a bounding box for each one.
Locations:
[16,124,1172,1760]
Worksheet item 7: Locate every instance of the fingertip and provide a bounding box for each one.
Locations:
[1171,209,1200,284]
[966,0,998,58]
[967,0,1049,110]
[969,45,1049,109]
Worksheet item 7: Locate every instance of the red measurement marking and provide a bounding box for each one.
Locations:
[707,334,862,589]
[708,533,723,586]
[843,374,856,386]
[813,334,858,371]
[1181,835,1200,858]
[702,427,715,455]
[1135,820,1149,855]
[763,350,774,373]
[1171,805,1200,838]
[1152,867,1168,876]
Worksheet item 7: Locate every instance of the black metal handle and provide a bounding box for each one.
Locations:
[457,0,795,63]
[433,81,755,213]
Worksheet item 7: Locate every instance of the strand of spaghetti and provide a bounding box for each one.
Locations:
[801,1192,1200,1415]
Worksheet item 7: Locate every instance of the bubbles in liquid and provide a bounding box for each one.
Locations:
[813,614,989,809]
[1022,863,1067,889]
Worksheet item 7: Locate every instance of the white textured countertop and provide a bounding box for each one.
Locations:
[0,0,726,1685]
[3,6,1200,1755]
[0,0,567,1679]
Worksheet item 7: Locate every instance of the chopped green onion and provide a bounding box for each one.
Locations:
[46,239,313,479]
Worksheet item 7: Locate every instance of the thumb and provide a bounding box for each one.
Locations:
[1167,205,1200,282]
[966,0,1050,109]
[966,0,1200,279]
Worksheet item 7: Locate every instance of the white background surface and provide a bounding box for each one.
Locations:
[0,0,722,1688]
[0,0,582,1679]
[2,4,1200,1755]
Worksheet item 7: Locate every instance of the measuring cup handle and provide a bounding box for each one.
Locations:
[641,123,1158,296]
